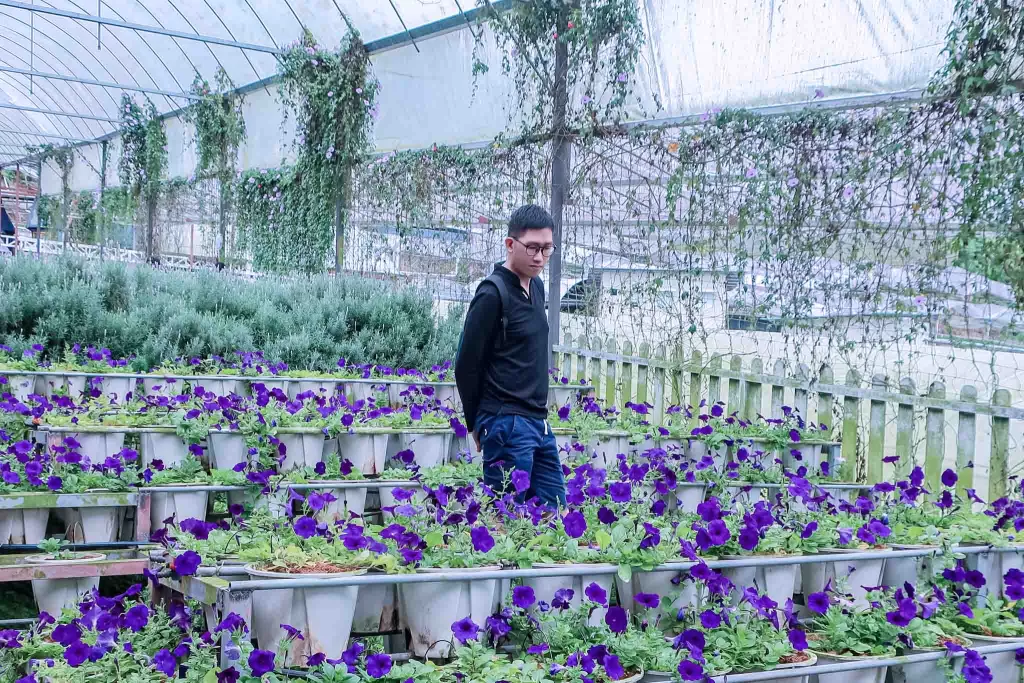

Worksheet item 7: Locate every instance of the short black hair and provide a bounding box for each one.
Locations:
[508,204,554,238]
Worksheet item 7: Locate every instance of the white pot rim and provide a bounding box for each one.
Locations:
[808,648,894,661]
[727,652,819,673]
[964,632,1024,642]
[243,563,368,579]
[24,552,106,565]
[415,564,500,574]
[821,546,892,554]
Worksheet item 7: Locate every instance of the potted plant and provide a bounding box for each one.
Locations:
[142,453,211,528]
[240,523,390,666]
[805,589,900,683]
[25,538,106,616]
[288,453,368,522]
[800,508,892,608]
[0,343,43,401]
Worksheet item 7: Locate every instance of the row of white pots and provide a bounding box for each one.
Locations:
[5,373,137,403]
[0,506,121,545]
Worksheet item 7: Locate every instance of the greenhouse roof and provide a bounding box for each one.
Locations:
[0,0,956,164]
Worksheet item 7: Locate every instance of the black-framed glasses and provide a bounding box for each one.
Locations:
[512,236,556,257]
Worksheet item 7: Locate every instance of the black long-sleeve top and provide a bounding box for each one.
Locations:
[454,265,550,432]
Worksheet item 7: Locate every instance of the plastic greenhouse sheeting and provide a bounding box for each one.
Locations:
[1,0,955,186]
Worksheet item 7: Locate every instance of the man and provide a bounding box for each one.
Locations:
[454,204,566,507]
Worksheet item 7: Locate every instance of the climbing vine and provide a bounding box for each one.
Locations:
[33,144,74,243]
[183,68,246,261]
[236,28,378,274]
[473,0,646,134]
[118,94,167,203]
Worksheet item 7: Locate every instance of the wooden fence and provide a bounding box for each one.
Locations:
[553,335,1024,503]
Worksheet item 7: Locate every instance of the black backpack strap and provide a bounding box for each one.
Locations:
[483,272,512,346]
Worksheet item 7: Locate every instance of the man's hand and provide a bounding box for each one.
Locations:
[472,430,482,453]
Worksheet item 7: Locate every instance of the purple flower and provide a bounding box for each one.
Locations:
[801,521,818,539]
[678,659,704,680]
[700,610,721,629]
[124,604,149,632]
[470,525,494,553]
[366,653,392,678]
[585,582,607,605]
[562,510,586,539]
[293,516,317,538]
[527,643,549,655]
[707,519,730,546]
[634,592,660,610]
[510,469,530,495]
[52,623,81,645]
[214,613,247,634]
[605,606,627,633]
[552,588,574,610]
[218,668,240,683]
[807,592,830,614]
[597,506,617,524]
[603,654,625,680]
[171,550,201,576]
[513,585,537,609]
[46,476,62,491]
[609,481,632,503]
[452,617,480,643]
[248,649,275,677]
[789,429,801,442]
[64,640,91,667]
[280,623,304,640]
[153,649,176,676]
[789,628,809,651]
[942,469,958,488]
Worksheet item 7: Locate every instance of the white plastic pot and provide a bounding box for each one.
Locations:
[377,483,426,519]
[801,548,889,609]
[140,432,190,468]
[290,380,340,400]
[67,432,126,462]
[0,509,13,544]
[336,433,389,475]
[142,377,181,397]
[671,484,707,513]
[277,432,326,471]
[387,382,417,405]
[789,443,823,472]
[78,506,120,542]
[26,552,105,616]
[398,432,453,469]
[347,383,380,404]
[314,485,367,524]
[150,487,209,529]
[94,376,134,403]
[890,645,965,683]
[549,387,576,409]
[522,563,615,627]
[882,545,942,589]
[253,378,290,395]
[625,568,699,623]
[352,581,400,633]
[713,653,817,683]
[434,385,460,410]
[967,634,1024,683]
[687,440,728,470]
[244,564,362,666]
[594,434,631,467]
[966,545,1024,599]
[207,432,250,471]
[718,558,797,608]
[812,651,888,683]
[399,567,500,658]
[6,374,38,401]
[18,509,49,544]
[194,378,246,397]
[63,375,87,397]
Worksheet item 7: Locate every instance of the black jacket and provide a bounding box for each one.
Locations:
[454,265,549,432]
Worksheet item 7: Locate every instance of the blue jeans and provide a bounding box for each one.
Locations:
[476,413,566,507]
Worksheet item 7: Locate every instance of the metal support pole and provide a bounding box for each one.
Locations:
[547,5,571,361]
[99,140,107,258]
[146,194,156,260]
[34,156,40,257]
[335,166,351,275]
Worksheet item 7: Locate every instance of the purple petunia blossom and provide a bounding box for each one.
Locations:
[153,649,176,676]
[248,649,275,677]
[942,469,958,488]
[171,550,201,576]
[470,525,494,553]
[678,659,704,680]
[700,610,721,629]
[634,592,661,610]
[124,604,149,632]
[807,592,830,613]
[293,516,317,539]
[366,653,392,678]
[789,628,809,651]
[513,585,536,609]
[605,606,627,633]
[585,582,608,605]
[527,643,549,655]
[452,617,480,643]
[603,654,625,679]
[609,481,632,503]
[510,469,530,495]
[217,668,240,683]
[562,510,586,539]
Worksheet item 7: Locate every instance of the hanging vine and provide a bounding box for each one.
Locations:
[32,144,74,243]
[118,95,168,203]
[183,68,247,261]
[473,0,646,135]
[236,28,378,274]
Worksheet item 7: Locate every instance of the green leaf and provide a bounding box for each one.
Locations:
[617,564,632,583]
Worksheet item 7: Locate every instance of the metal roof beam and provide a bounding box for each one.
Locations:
[365,0,515,54]
[0,66,199,100]
[0,127,90,143]
[0,102,118,123]
[0,0,284,55]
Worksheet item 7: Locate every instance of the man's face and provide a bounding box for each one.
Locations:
[506,227,554,278]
